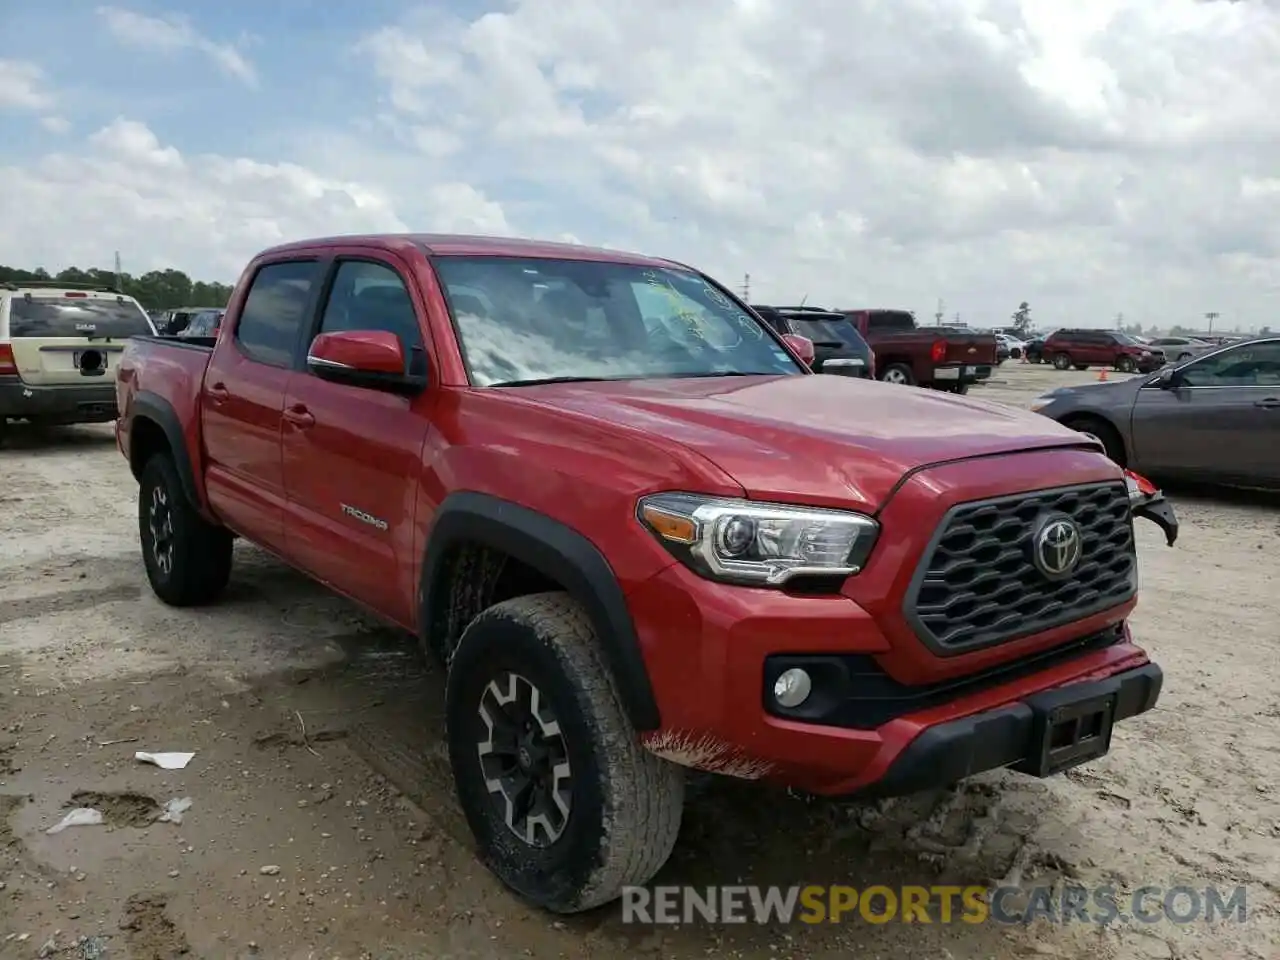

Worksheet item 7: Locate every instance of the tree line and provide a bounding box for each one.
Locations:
[0,264,232,312]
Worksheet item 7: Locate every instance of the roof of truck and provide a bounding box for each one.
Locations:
[257,233,687,268]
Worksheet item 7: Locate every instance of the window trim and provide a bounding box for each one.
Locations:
[231,257,327,371]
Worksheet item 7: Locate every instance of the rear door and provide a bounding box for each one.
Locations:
[5,291,154,385]
[281,254,433,625]
[201,258,325,554]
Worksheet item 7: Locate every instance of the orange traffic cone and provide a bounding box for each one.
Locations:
[1097,368,1108,382]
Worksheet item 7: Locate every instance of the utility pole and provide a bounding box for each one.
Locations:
[1204,311,1219,335]
[935,298,944,324]
[740,274,750,301]
[114,251,123,292]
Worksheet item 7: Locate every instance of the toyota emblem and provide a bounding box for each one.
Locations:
[1032,516,1082,579]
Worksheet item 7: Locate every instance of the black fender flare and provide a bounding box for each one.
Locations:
[129,391,202,509]
[420,491,661,731]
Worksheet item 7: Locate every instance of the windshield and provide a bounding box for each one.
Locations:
[432,256,804,386]
[8,295,154,338]
[1112,332,1141,346]
[784,315,866,349]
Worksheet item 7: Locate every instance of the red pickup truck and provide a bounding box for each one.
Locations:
[115,234,1173,914]
[836,308,999,393]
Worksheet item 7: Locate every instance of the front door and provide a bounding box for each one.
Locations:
[281,255,433,625]
[1130,338,1280,484]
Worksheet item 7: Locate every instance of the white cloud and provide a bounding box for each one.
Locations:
[0,59,54,111]
[352,0,1280,330]
[95,6,257,86]
[39,116,71,135]
[0,118,510,278]
[3,0,1280,332]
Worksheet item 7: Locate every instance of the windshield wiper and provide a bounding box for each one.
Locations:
[666,371,779,378]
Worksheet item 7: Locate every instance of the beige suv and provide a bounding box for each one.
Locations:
[0,281,156,440]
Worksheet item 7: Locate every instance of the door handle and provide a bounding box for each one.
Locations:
[1254,398,1280,409]
[206,382,230,402]
[283,405,315,428]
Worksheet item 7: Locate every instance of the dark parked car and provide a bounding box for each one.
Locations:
[1041,329,1165,373]
[751,305,874,378]
[1030,336,1280,488]
[1025,336,1046,363]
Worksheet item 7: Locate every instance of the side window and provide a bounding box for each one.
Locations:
[236,261,321,367]
[317,260,425,376]
[1181,341,1280,387]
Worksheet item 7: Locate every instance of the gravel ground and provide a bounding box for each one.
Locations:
[1,362,1277,960]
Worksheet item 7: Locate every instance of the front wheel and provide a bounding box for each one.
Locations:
[445,593,685,913]
[138,454,233,606]
[1177,353,1192,362]
[1116,356,1136,373]
[879,363,916,386]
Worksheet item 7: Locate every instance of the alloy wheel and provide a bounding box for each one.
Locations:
[476,671,573,847]
[148,485,174,577]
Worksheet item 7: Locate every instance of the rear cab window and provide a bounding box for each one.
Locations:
[6,292,155,339]
[785,314,868,350]
[863,310,916,333]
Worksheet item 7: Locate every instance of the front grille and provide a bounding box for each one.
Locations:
[904,482,1135,654]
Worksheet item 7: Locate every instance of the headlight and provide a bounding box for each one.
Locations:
[637,492,879,587]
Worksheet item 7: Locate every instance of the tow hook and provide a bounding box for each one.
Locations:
[1124,469,1178,547]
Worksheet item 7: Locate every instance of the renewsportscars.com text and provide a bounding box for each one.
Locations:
[621,884,1249,926]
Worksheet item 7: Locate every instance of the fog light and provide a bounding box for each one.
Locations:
[773,668,812,708]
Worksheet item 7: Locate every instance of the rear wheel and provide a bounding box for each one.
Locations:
[139,454,233,606]
[445,593,684,913]
[1053,353,1073,371]
[879,363,916,386]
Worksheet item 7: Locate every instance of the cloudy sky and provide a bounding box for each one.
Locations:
[1,0,1278,332]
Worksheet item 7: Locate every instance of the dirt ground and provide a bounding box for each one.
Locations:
[1,363,1277,960]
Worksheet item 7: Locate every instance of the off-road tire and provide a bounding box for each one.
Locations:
[139,454,233,606]
[1053,353,1073,371]
[1063,415,1126,466]
[879,362,916,386]
[445,592,685,913]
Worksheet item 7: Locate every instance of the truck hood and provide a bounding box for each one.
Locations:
[516,374,1092,510]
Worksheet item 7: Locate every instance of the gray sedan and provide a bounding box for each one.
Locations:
[1029,336,1280,489]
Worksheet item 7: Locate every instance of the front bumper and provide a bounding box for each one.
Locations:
[854,662,1161,798]
[0,376,117,423]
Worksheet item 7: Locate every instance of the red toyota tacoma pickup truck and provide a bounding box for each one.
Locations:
[115,234,1175,914]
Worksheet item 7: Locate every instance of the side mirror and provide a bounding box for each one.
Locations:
[1150,367,1180,389]
[306,330,426,395]
[782,334,816,367]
